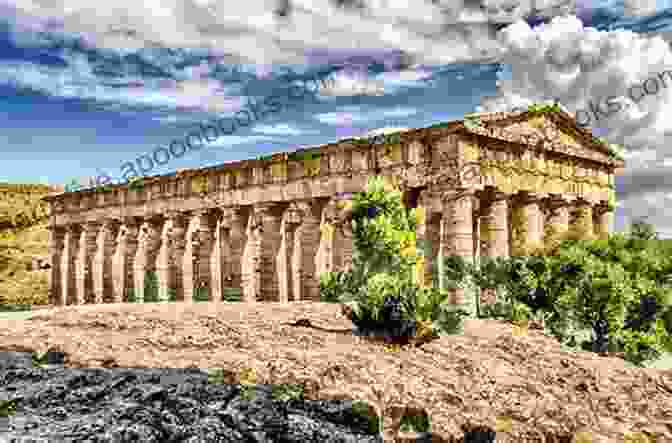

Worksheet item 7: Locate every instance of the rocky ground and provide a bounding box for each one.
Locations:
[0,301,671,442]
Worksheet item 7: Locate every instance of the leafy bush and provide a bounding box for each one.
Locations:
[320,176,468,341]
[442,220,672,366]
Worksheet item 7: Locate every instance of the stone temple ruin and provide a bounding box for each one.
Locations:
[42,110,624,308]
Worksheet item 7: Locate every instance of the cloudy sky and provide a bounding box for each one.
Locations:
[1,0,672,236]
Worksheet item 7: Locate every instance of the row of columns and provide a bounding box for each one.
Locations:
[415,188,612,306]
[47,187,613,308]
[48,198,354,306]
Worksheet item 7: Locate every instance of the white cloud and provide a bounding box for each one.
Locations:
[252,124,308,136]
[314,106,418,126]
[7,0,577,67]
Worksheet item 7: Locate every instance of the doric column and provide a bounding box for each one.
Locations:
[543,195,571,248]
[333,200,354,273]
[93,219,119,304]
[76,222,100,305]
[210,209,225,303]
[242,206,264,302]
[277,203,302,303]
[111,218,139,304]
[293,201,322,301]
[182,210,213,303]
[439,188,476,305]
[259,204,283,302]
[593,202,613,240]
[416,189,440,288]
[168,212,187,301]
[478,189,510,306]
[571,199,595,241]
[221,207,247,298]
[132,220,151,303]
[512,191,545,256]
[316,200,336,278]
[47,225,66,306]
[60,224,79,306]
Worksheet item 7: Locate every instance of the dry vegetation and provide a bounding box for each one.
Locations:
[0,183,54,307]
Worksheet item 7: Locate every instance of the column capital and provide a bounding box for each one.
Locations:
[439,187,478,205]
[513,191,549,205]
[164,210,184,219]
[81,221,101,232]
[481,187,511,202]
[282,203,304,225]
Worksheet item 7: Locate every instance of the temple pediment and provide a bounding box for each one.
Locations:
[461,110,624,168]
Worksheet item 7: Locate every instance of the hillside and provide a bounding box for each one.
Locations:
[0,183,56,307]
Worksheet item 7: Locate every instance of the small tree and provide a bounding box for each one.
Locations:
[321,176,469,340]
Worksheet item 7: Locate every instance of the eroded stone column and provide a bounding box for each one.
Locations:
[316,200,336,278]
[74,222,98,305]
[513,191,544,255]
[156,213,178,302]
[543,196,571,249]
[182,210,213,303]
[221,207,247,299]
[169,212,187,302]
[47,226,65,306]
[133,220,153,303]
[479,189,509,306]
[93,219,119,304]
[572,199,595,241]
[293,201,321,301]
[416,189,440,288]
[111,218,139,304]
[593,202,613,240]
[210,209,225,303]
[333,200,354,273]
[277,203,302,303]
[259,204,283,302]
[60,224,79,305]
[440,188,475,305]
[242,207,264,302]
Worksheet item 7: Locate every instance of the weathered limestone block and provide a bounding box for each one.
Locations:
[439,188,475,305]
[93,220,118,304]
[242,208,264,302]
[292,201,321,301]
[111,219,139,304]
[47,226,65,306]
[277,203,302,303]
[60,225,79,306]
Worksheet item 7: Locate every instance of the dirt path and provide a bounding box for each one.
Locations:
[1,301,671,441]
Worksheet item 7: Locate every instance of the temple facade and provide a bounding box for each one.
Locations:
[42,110,624,307]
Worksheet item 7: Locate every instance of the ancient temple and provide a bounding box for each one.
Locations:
[42,110,624,307]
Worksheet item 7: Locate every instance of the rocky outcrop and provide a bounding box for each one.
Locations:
[0,351,384,442]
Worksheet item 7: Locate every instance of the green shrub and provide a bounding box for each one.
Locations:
[443,219,672,366]
[320,176,467,338]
